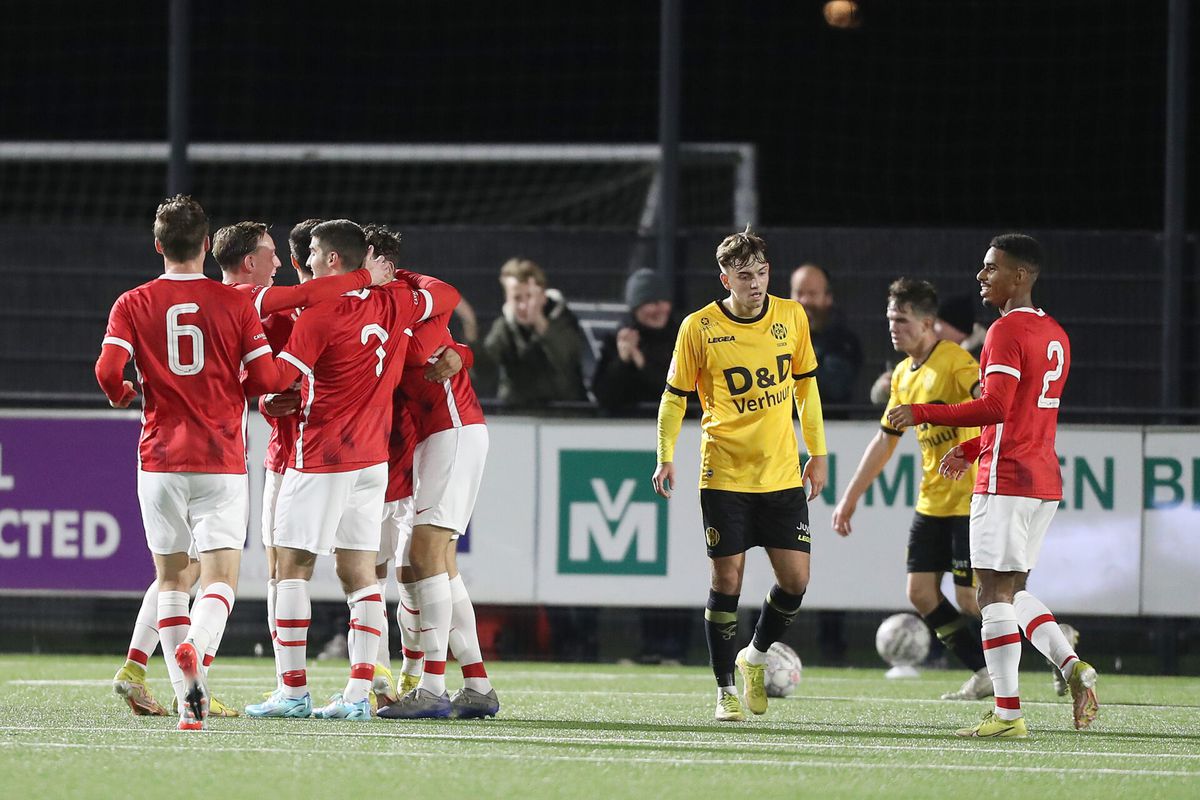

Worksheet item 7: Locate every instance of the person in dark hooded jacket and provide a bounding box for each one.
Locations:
[592,268,677,416]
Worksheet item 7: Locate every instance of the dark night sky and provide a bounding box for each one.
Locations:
[2,0,1194,229]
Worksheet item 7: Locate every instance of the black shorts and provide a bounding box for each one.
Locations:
[906,512,973,587]
[699,487,811,559]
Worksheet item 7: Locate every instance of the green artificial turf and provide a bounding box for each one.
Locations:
[0,656,1197,800]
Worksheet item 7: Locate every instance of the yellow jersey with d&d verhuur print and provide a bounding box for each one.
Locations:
[665,295,818,492]
[880,339,981,517]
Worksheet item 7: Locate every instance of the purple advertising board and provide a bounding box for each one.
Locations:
[0,412,156,593]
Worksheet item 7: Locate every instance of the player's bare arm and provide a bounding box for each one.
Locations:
[832,430,900,536]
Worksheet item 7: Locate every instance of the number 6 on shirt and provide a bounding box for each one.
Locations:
[166,302,205,376]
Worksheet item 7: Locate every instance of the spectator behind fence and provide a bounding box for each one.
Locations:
[592,268,676,416]
[483,257,588,408]
[450,295,500,399]
[790,264,863,405]
[870,292,990,404]
[934,293,988,361]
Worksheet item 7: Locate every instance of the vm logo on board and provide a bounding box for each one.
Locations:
[557,450,667,575]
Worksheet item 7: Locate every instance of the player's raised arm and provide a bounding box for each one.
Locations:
[253,267,374,317]
[892,370,1017,429]
[394,268,461,321]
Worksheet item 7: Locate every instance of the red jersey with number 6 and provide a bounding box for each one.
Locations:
[102,274,272,473]
[974,308,1070,499]
[278,284,431,473]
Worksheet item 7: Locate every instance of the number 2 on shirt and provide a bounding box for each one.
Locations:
[1037,340,1065,408]
[361,324,389,377]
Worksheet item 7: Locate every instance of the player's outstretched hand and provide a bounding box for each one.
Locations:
[262,389,301,417]
[651,462,675,499]
[424,345,463,382]
[939,444,972,480]
[831,497,855,537]
[110,380,137,409]
[363,245,394,286]
[803,454,827,501]
[886,404,916,430]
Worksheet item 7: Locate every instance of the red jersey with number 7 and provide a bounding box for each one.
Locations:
[970,308,1070,499]
[102,274,272,473]
[278,283,433,473]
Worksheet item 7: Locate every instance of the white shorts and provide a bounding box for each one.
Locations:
[137,470,249,556]
[378,496,414,566]
[413,424,488,535]
[261,469,285,548]
[969,493,1059,572]
[273,463,387,556]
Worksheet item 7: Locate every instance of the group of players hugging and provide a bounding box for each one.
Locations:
[99,195,1097,739]
[99,196,496,729]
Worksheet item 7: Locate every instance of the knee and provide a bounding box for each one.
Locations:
[710,570,742,596]
[956,588,981,618]
[778,574,808,596]
[906,584,939,616]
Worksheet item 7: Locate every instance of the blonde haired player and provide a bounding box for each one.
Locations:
[653,226,826,721]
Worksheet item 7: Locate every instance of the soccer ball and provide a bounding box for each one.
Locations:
[875,613,931,668]
[764,641,803,697]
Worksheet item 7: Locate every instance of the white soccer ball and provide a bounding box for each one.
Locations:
[875,613,931,667]
[764,641,803,697]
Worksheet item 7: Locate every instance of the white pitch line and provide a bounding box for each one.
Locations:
[0,724,1195,761]
[9,680,1196,713]
[0,740,1194,778]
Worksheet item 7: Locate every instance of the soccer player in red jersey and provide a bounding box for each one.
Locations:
[95,195,289,730]
[364,243,495,718]
[888,234,1098,737]
[243,220,460,720]
[212,218,390,701]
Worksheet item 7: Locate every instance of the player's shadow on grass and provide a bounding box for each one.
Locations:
[495,718,964,741]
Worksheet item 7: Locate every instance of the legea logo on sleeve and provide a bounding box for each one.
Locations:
[557,450,667,575]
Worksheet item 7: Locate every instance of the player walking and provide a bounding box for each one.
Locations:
[653,226,827,721]
[887,234,1098,737]
[96,195,284,730]
[833,278,991,700]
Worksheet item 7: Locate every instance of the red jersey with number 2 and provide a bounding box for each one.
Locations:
[279,285,428,473]
[102,274,271,473]
[974,308,1070,499]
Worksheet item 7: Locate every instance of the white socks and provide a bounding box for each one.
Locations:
[980,602,1023,720]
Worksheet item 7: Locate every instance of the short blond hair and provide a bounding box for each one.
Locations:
[715,224,767,271]
[499,257,546,287]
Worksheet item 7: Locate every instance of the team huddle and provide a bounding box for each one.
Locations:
[99,196,496,729]
[99,196,1097,739]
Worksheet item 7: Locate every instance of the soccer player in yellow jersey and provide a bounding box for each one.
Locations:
[832,278,990,700]
[652,226,827,722]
